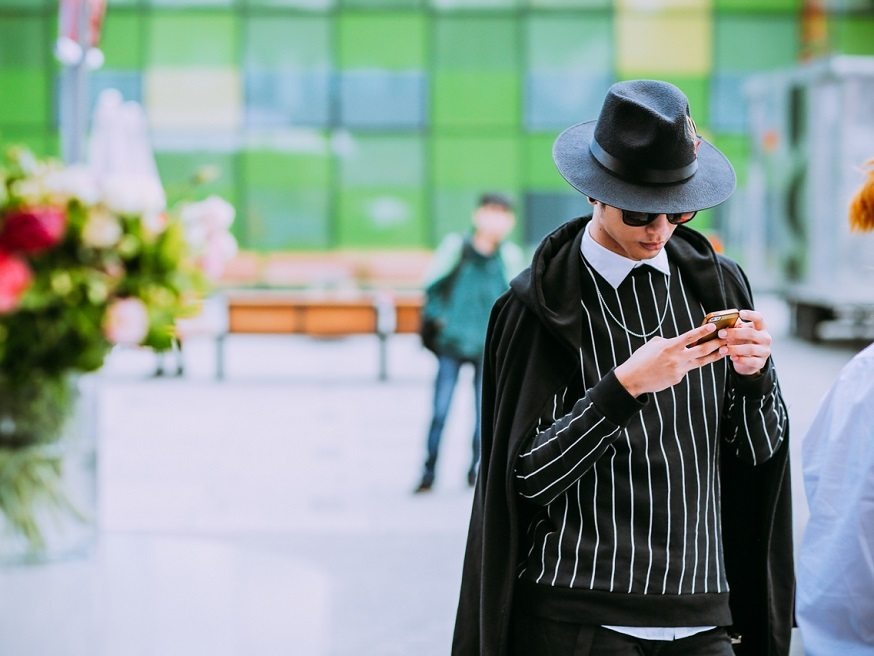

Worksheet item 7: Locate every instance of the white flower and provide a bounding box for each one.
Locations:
[102,175,166,216]
[10,177,45,204]
[103,297,149,346]
[181,196,235,234]
[43,165,101,205]
[142,211,168,237]
[81,208,122,249]
[201,231,238,276]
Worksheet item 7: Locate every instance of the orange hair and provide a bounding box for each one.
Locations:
[849,159,874,233]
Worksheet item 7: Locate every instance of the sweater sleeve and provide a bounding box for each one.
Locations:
[514,370,646,506]
[723,360,788,466]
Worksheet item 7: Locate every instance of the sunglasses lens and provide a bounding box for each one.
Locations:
[621,210,652,226]
[616,207,697,226]
[668,211,697,224]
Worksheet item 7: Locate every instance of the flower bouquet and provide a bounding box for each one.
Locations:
[0,146,236,562]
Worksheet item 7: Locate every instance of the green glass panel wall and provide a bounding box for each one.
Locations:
[242,144,332,250]
[432,135,520,237]
[100,12,143,69]
[714,0,800,10]
[525,134,566,190]
[830,16,874,55]
[337,135,426,247]
[0,18,48,126]
[147,13,238,68]
[714,15,799,71]
[433,17,521,128]
[339,13,426,69]
[244,16,331,127]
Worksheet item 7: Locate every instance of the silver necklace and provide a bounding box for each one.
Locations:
[584,259,672,339]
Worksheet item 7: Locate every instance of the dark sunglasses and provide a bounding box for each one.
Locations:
[618,208,698,227]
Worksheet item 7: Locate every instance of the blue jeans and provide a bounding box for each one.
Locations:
[422,354,483,483]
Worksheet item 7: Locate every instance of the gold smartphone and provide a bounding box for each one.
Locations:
[693,309,740,346]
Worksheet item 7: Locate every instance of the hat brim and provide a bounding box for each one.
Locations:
[552,120,737,214]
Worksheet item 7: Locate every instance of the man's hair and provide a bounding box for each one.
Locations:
[849,159,874,233]
[478,193,513,212]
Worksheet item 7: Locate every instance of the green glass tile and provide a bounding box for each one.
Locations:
[337,188,426,248]
[431,0,518,8]
[99,11,143,69]
[339,14,426,69]
[713,134,750,186]
[241,146,331,250]
[714,0,800,10]
[527,14,612,72]
[147,12,237,68]
[525,134,566,190]
[0,70,48,125]
[245,188,331,250]
[528,0,610,7]
[830,16,874,55]
[714,15,800,71]
[432,134,520,188]
[338,135,423,187]
[245,16,330,71]
[434,17,518,69]
[0,17,48,69]
[433,72,520,127]
[243,144,331,189]
[0,127,49,156]
[246,0,335,9]
[155,151,239,208]
[344,0,421,6]
[0,0,47,7]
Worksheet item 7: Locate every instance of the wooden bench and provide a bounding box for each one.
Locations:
[208,291,424,380]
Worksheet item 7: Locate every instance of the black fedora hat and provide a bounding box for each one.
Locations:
[552,79,736,214]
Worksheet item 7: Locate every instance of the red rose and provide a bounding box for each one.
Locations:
[0,205,67,254]
[0,250,32,313]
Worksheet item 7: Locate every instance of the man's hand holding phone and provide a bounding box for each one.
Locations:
[715,309,772,376]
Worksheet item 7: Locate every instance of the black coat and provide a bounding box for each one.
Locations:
[452,216,794,656]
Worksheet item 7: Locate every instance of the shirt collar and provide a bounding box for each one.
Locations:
[581,223,671,289]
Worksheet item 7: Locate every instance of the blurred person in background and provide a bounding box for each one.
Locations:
[796,160,874,656]
[414,193,525,493]
[452,80,793,655]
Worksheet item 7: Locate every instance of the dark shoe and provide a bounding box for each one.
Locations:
[467,468,477,487]
[413,477,434,494]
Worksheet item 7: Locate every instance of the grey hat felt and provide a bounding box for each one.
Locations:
[552,79,736,214]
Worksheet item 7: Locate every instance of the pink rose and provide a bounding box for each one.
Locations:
[0,250,32,313]
[0,206,67,254]
[103,297,149,346]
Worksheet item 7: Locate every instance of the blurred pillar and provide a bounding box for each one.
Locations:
[56,0,107,164]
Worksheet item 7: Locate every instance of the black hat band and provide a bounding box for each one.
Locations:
[589,137,698,185]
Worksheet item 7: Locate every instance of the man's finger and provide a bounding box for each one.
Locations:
[682,323,717,347]
[739,309,766,330]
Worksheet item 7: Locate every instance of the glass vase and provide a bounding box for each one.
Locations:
[0,374,98,565]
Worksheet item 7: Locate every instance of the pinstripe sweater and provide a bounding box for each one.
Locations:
[513,255,786,626]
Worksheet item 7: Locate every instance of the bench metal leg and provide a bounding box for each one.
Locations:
[216,333,226,381]
[378,333,388,382]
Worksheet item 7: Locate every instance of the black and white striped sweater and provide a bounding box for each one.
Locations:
[513,257,787,626]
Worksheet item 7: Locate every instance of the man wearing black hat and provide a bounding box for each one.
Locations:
[452,80,794,655]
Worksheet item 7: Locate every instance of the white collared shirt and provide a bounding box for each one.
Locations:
[581,222,671,290]
[582,223,714,642]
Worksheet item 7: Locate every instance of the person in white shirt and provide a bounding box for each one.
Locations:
[796,159,874,655]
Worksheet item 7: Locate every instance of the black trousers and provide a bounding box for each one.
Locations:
[511,614,734,656]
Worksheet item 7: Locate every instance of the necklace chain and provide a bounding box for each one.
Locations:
[584,259,672,339]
